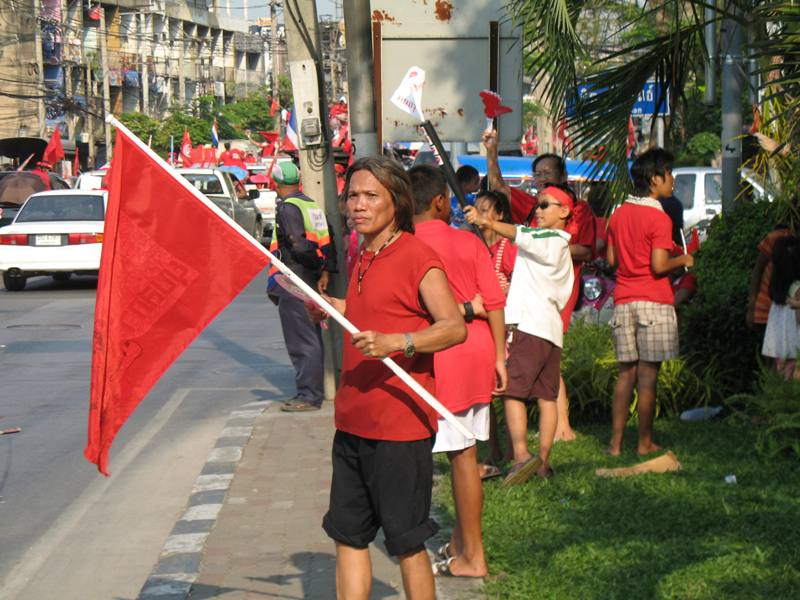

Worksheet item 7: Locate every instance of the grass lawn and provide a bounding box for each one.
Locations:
[433,418,800,599]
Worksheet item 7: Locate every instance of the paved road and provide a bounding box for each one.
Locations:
[0,272,293,599]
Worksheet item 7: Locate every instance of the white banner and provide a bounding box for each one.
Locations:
[390,66,426,122]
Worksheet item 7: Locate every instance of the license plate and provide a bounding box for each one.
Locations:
[35,234,62,246]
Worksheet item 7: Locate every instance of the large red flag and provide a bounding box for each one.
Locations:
[179,128,192,164]
[42,128,65,165]
[85,124,270,475]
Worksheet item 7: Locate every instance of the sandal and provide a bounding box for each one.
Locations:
[432,556,456,576]
[479,463,503,481]
[501,455,543,488]
[436,542,453,561]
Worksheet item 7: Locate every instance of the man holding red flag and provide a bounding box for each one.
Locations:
[84,121,270,475]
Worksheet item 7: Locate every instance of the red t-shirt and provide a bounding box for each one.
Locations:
[509,187,537,225]
[608,202,675,305]
[415,220,505,413]
[490,237,517,293]
[561,200,595,330]
[335,232,443,441]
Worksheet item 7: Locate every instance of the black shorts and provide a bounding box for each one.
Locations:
[322,430,438,556]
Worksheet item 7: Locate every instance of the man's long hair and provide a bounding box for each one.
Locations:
[345,156,415,233]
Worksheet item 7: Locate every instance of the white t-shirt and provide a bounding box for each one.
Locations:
[505,226,574,347]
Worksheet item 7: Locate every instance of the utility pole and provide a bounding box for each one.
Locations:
[342,0,378,156]
[720,4,743,213]
[86,65,95,167]
[140,13,150,115]
[100,8,112,160]
[284,0,345,398]
[270,0,279,95]
[32,0,46,136]
[704,4,717,105]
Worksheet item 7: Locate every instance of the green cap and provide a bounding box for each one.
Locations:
[271,161,300,185]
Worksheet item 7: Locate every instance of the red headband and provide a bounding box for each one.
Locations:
[539,186,574,213]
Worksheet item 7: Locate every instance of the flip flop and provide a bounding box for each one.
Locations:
[479,463,503,481]
[501,455,543,487]
[432,556,456,576]
[436,542,453,561]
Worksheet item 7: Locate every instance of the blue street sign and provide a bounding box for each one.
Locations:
[632,82,670,117]
[568,82,669,118]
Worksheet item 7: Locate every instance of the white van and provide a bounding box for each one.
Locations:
[672,167,773,232]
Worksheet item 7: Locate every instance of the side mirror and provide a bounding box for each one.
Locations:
[248,189,260,200]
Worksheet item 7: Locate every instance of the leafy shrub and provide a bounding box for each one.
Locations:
[562,321,717,421]
[676,131,720,166]
[679,200,780,396]
[726,368,800,458]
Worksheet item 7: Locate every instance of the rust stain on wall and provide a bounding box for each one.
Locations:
[434,0,453,21]
[371,9,395,23]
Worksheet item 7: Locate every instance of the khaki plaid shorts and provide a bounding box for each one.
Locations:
[610,301,679,363]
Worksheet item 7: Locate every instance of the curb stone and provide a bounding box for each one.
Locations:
[136,399,271,600]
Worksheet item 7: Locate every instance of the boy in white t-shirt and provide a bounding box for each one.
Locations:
[466,185,574,485]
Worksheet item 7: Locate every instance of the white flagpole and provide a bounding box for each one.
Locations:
[105,115,474,440]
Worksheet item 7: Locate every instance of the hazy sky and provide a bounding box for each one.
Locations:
[227,0,340,22]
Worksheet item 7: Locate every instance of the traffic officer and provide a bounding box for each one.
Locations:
[267,161,337,412]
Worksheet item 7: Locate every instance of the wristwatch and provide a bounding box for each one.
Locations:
[463,301,475,323]
[403,333,416,358]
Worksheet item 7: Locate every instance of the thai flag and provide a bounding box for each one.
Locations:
[283,107,299,152]
[211,119,219,149]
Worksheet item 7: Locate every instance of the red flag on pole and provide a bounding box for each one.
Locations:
[84,123,270,475]
[42,128,65,165]
[269,97,279,117]
[73,145,80,177]
[179,128,192,164]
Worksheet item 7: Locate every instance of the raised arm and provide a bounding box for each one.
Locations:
[464,206,517,241]
[483,130,512,199]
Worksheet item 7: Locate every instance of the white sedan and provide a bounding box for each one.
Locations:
[0,190,107,291]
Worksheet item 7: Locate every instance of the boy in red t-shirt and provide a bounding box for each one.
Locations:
[606,148,694,456]
[410,165,507,578]
[314,157,466,599]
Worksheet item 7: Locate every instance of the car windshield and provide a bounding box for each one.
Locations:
[16,195,105,222]
[673,174,696,209]
[183,174,225,195]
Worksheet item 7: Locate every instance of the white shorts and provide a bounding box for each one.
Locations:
[431,403,491,454]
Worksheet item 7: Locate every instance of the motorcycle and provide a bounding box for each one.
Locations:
[572,258,616,326]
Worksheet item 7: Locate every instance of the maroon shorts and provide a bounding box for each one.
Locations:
[505,330,561,402]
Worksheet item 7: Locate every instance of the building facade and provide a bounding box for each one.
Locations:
[0,0,270,167]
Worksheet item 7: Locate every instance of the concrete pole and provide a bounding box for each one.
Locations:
[720,4,743,213]
[141,13,150,115]
[100,8,113,159]
[704,4,717,105]
[284,0,345,398]
[343,0,378,157]
[86,65,95,168]
[178,22,186,105]
[32,0,47,136]
[270,0,278,95]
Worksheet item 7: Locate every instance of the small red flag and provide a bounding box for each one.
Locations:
[42,128,65,165]
[84,126,270,475]
[73,145,80,177]
[179,128,192,164]
[269,97,279,117]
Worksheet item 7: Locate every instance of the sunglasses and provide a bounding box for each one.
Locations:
[537,201,562,210]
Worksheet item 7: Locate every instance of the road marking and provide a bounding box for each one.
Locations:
[182,504,223,521]
[0,388,191,595]
[161,533,209,556]
[191,473,234,493]
[206,447,242,462]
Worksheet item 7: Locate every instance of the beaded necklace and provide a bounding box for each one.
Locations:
[357,229,399,293]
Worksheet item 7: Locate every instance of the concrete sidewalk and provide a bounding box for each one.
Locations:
[143,400,484,599]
